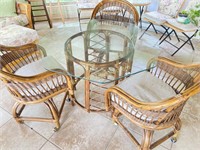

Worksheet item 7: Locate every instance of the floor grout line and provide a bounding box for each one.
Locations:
[0,117,12,128]
[105,125,119,150]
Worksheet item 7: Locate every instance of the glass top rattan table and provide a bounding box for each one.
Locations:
[42,19,140,112]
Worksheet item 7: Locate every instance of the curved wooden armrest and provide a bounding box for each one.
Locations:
[0,70,71,83]
[105,84,199,112]
[0,44,46,56]
[17,2,33,28]
[147,57,200,71]
[0,70,74,104]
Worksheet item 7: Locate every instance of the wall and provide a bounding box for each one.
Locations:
[17,0,193,20]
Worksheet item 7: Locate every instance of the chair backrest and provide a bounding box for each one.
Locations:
[0,44,46,73]
[91,0,139,25]
[158,0,186,17]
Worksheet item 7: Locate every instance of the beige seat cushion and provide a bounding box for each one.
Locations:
[0,25,38,46]
[116,71,176,102]
[15,59,46,76]
[143,11,173,25]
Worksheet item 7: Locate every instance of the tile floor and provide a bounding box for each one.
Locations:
[0,19,200,150]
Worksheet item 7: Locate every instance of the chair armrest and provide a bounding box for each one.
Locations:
[17,2,33,28]
[105,86,184,126]
[105,86,185,112]
[147,57,200,72]
[0,70,74,104]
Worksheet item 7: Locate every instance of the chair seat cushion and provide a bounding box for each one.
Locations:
[143,11,173,25]
[15,59,46,76]
[116,71,176,102]
[0,14,29,29]
[0,25,39,46]
[166,19,198,32]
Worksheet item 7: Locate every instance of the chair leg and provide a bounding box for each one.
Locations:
[112,107,120,125]
[69,94,76,106]
[57,91,68,118]
[173,30,180,42]
[159,29,173,45]
[152,24,158,34]
[46,100,60,131]
[160,26,170,40]
[112,108,140,148]
[171,31,197,56]
[182,32,196,51]
[139,23,153,39]
[171,118,182,143]
[141,130,154,150]
[139,6,143,29]
[77,9,82,31]
[12,102,26,123]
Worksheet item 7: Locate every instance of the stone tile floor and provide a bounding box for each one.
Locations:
[0,20,200,150]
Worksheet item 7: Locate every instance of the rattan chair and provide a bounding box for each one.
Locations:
[90,0,139,45]
[105,57,200,150]
[0,44,74,131]
[91,0,139,25]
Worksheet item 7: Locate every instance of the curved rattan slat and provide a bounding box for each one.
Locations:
[91,0,139,25]
[0,44,46,73]
[0,44,74,130]
[105,56,200,149]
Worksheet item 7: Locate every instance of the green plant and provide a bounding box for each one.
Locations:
[187,4,200,26]
[180,10,188,16]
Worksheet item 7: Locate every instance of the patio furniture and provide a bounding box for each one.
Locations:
[0,44,74,131]
[91,0,139,26]
[0,2,33,28]
[77,0,101,30]
[91,0,139,45]
[0,1,38,47]
[28,0,52,29]
[159,19,199,56]
[42,19,138,112]
[0,24,39,46]
[158,0,200,56]
[139,0,186,39]
[105,57,200,150]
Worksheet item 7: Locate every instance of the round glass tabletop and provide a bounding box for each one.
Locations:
[43,19,139,84]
